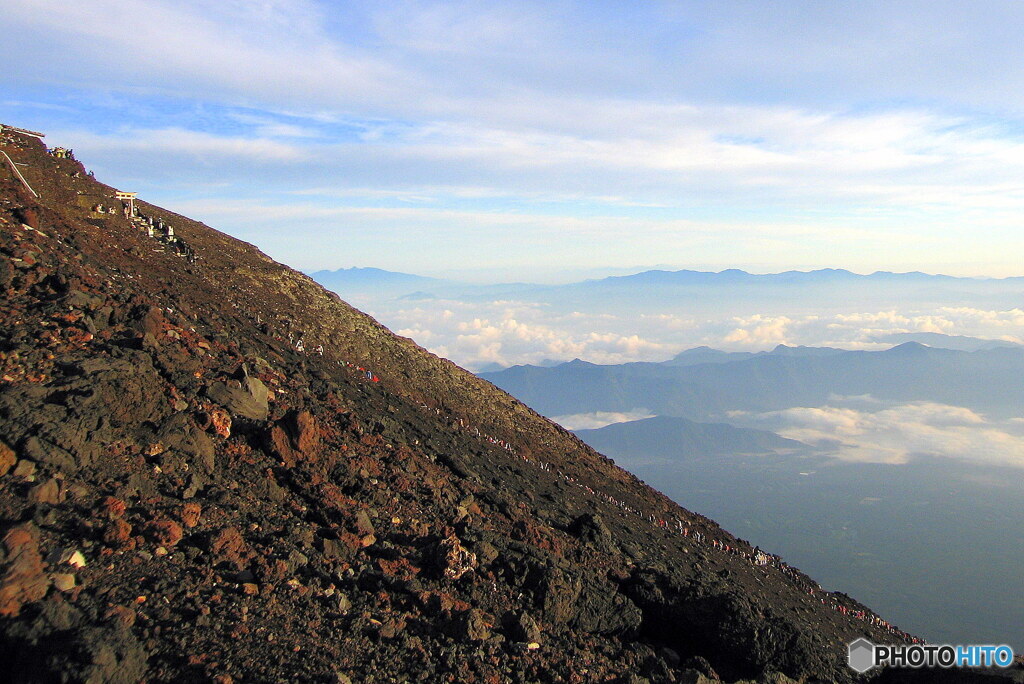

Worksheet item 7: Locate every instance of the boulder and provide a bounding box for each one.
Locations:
[206,376,269,421]
[503,610,542,643]
[0,524,50,616]
[569,512,616,552]
[157,413,215,473]
[266,410,321,467]
[451,608,492,642]
[0,440,16,476]
[28,477,64,505]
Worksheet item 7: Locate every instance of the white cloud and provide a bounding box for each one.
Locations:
[550,409,656,431]
[723,315,793,346]
[2,0,409,112]
[731,401,1024,468]
[64,127,304,162]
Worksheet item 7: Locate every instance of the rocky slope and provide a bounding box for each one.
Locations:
[0,126,1014,683]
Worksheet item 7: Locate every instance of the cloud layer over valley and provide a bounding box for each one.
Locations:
[731,399,1024,469]
[360,289,1024,371]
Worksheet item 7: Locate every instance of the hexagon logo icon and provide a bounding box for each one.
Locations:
[848,638,876,673]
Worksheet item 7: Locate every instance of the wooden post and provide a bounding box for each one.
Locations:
[0,151,39,197]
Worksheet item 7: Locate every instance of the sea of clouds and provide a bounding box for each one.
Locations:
[359,294,1024,370]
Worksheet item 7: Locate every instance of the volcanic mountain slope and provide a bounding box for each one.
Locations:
[0,127,1006,684]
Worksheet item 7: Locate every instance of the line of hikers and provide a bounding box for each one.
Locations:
[130,211,197,263]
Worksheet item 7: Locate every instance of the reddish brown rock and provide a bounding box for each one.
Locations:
[104,604,137,629]
[146,519,183,548]
[268,424,297,468]
[266,410,321,467]
[136,306,166,339]
[451,608,492,642]
[100,496,128,519]
[354,511,375,537]
[51,573,76,592]
[210,527,252,570]
[180,502,202,529]
[103,518,134,547]
[0,524,50,616]
[0,440,15,476]
[293,410,321,456]
[378,616,407,640]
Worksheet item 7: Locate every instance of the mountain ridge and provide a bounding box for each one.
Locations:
[0,126,1000,683]
[310,265,1024,295]
[481,343,1024,420]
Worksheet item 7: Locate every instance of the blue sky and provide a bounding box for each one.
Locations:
[4,0,1024,280]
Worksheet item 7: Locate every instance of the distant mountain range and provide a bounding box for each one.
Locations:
[313,266,1024,293]
[481,342,1024,419]
[588,268,974,286]
[310,267,1024,328]
[870,331,1022,352]
[308,267,441,296]
[663,344,847,367]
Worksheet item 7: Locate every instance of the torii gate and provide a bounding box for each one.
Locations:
[115,191,137,216]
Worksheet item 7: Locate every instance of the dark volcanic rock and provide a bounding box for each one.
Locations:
[569,511,616,552]
[157,413,216,472]
[503,610,542,643]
